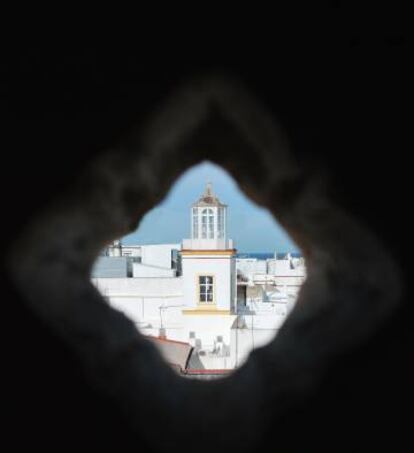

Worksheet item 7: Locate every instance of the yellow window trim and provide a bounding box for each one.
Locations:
[197,273,215,306]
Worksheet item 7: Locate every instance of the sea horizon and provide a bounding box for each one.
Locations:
[236,252,302,259]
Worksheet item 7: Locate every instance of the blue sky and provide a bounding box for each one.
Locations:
[122,161,299,253]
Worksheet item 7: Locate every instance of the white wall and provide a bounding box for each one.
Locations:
[182,238,234,250]
[92,276,182,297]
[120,245,142,257]
[92,277,184,334]
[183,314,237,351]
[267,259,306,277]
[182,255,235,311]
[196,355,233,370]
[141,244,180,268]
[236,259,267,278]
[132,263,176,277]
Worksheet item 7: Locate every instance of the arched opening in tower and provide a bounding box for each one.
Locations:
[91,161,305,378]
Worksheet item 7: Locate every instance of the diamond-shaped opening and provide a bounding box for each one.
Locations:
[91,161,305,378]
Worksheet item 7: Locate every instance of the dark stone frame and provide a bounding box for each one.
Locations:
[7,76,402,453]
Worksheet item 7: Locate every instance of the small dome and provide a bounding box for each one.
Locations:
[192,182,227,207]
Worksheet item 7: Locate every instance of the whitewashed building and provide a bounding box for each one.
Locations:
[91,183,306,372]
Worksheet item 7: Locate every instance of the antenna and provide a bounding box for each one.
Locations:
[205,180,213,196]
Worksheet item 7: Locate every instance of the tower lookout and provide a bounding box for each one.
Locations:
[181,183,237,320]
[183,182,234,251]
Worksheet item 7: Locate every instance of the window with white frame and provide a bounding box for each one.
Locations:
[217,207,225,239]
[199,275,214,303]
[192,208,199,239]
[201,208,214,239]
[208,209,214,239]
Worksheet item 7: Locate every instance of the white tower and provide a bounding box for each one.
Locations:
[181,183,237,353]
